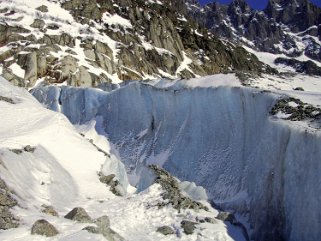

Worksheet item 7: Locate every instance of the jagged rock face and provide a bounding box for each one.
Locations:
[0,0,267,87]
[265,0,321,31]
[192,0,321,63]
[274,57,321,76]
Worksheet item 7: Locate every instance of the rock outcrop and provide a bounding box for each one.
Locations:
[83,215,124,241]
[98,172,124,196]
[0,0,269,87]
[149,165,208,211]
[271,97,321,121]
[64,207,92,223]
[188,0,321,64]
[274,57,321,76]
[0,179,19,230]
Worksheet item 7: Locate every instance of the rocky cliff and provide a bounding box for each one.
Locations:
[190,0,321,65]
[0,0,268,87]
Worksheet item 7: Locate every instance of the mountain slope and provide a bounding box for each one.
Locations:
[0,0,268,87]
[190,0,321,72]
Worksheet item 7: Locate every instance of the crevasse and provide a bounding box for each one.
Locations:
[32,82,321,241]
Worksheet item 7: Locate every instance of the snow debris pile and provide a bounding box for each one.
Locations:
[271,97,321,122]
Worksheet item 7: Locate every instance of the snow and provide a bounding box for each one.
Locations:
[184,74,241,88]
[175,52,198,77]
[288,101,299,108]
[0,76,241,240]
[102,13,132,29]
[243,45,321,69]
[8,63,25,79]
[251,73,321,95]
[274,111,292,119]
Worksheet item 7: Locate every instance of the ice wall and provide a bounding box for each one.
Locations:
[32,82,321,241]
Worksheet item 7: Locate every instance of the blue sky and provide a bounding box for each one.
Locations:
[198,0,321,9]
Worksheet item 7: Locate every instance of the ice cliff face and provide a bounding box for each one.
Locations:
[32,80,321,241]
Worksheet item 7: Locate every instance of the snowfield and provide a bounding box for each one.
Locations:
[0,76,243,240]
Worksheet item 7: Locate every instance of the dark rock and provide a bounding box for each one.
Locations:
[36,5,48,13]
[98,172,123,196]
[64,207,92,223]
[274,57,321,76]
[216,211,237,224]
[293,87,304,91]
[149,165,208,211]
[180,220,197,235]
[0,96,14,104]
[204,217,217,224]
[271,97,321,122]
[10,149,23,154]
[0,178,18,230]
[31,219,58,237]
[24,145,35,153]
[47,24,59,30]
[30,19,45,29]
[0,8,8,14]
[156,225,175,235]
[99,173,115,185]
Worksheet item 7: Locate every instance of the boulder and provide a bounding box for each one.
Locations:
[216,212,236,224]
[64,207,92,223]
[99,174,115,185]
[156,225,175,235]
[24,145,35,153]
[36,5,48,13]
[98,173,124,196]
[31,219,58,237]
[82,215,124,241]
[204,217,217,224]
[181,220,197,235]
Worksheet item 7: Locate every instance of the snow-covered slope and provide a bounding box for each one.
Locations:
[0,76,242,241]
[32,75,321,241]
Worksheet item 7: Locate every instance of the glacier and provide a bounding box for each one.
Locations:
[32,78,321,241]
